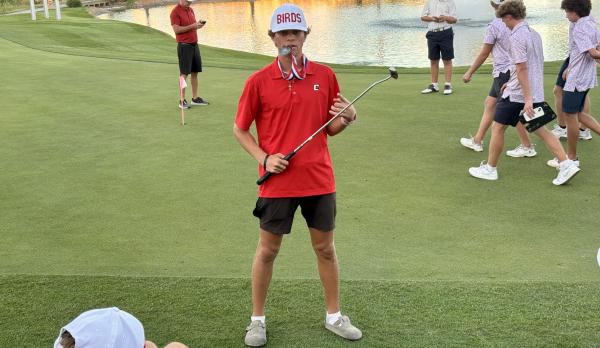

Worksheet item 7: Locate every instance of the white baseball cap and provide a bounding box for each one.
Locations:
[54,307,145,348]
[270,3,308,33]
[491,0,504,4]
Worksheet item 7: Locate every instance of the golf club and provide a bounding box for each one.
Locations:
[257,67,399,185]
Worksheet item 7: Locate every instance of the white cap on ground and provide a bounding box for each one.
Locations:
[270,3,308,33]
[54,307,145,348]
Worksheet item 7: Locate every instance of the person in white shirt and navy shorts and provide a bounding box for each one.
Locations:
[420,0,457,95]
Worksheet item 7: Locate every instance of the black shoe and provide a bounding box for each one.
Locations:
[179,99,190,109]
[191,97,209,106]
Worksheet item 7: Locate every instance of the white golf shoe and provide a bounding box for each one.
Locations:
[547,157,580,168]
[325,315,362,341]
[443,84,453,95]
[421,84,439,94]
[579,129,592,140]
[469,162,498,181]
[244,320,266,347]
[552,160,581,185]
[460,137,483,152]
[506,144,537,158]
[551,124,567,139]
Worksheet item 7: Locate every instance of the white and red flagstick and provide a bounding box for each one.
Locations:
[179,75,187,126]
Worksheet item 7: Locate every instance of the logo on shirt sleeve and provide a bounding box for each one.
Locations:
[313,84,319,91]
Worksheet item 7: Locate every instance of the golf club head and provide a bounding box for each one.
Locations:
[388,67,398,79]
[278,46,292,56]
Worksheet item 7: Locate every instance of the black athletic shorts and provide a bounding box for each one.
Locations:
[489,70,511,98]
[177,42,202,75]
[494,97,545,127]
[426,28,454,61]
[563,89,589,114]
[252,193,336,235]
[555,57,569,88]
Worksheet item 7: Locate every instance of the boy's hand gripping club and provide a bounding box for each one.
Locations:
[257,67,398,185]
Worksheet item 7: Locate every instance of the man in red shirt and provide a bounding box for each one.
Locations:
[233,4,362,347]
[170,0,209,109]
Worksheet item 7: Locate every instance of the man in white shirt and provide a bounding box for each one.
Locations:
[420,0,457,95]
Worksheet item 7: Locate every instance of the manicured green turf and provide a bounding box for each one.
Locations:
[3,275,600,347]
[1,9,599,347]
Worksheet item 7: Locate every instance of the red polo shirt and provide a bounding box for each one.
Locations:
[235,58,340,198]
[170,4,197,44]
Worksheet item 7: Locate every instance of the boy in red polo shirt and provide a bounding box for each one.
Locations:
[233,4,362,347]
[170,0,209,109]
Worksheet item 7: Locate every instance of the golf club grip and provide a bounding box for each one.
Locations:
[256,151,296,185]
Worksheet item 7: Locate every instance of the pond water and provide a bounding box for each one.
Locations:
[98,0,600,67]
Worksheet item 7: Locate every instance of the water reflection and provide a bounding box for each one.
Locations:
[98,0,600,67]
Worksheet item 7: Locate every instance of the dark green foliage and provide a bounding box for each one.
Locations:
[67,0,81,7]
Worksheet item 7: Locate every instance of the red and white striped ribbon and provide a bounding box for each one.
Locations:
[278,54,308,81]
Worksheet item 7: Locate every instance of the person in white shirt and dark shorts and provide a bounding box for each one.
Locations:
[421,0,457,95]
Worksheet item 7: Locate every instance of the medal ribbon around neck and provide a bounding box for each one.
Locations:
[278,53,308,81]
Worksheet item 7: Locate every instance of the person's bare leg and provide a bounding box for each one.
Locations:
[179,74,187,102]
[191,72,198,99]
[145,341,158,348]
[578,111,600,135]
[472,96,496,144]
[309,228,339,314]
[516,122,532,148]
[251,229,283,316]
[443,59,452,84]
[564,112,580,160]
[535,127,567,161]
[164,343,189,348]
[430,59,440,84]
[579,93,591,131]
[487,122,508,167]
[554,85,566,127]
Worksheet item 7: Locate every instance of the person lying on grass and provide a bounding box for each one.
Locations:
[54,307,188,348]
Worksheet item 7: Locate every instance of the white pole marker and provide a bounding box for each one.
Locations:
[29,0,36,20]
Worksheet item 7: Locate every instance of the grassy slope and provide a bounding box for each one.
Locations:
[1,9,600,347]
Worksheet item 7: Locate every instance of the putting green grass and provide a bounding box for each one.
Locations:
[1,9,599,347]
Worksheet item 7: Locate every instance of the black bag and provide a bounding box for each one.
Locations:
[518,101,557,133]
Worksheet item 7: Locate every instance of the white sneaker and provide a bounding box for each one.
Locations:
[469,162,498,181]
[244,321,267,347]
[443,84,453,95]
[552,160,581,185]
[460,137,483,152]
[579,129,592,140]
[421,84,439,94]
[551,124,567,139]
[506,144,537,158]
[547,157,580,168]
[325,315,362,341]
